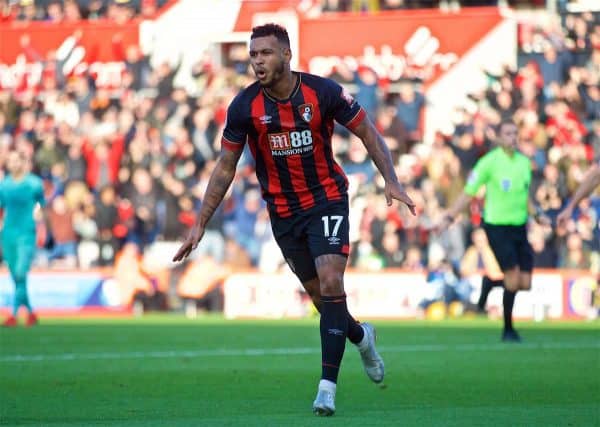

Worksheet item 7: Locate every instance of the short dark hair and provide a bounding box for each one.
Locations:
[251,23,290,48]
[498,119,517,132]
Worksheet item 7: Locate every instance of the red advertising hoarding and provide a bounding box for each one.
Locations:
[0,20,140,90]
[298,8,503,85]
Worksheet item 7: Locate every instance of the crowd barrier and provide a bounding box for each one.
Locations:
[0,268,595,320]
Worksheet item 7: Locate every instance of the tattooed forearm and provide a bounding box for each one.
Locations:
[196,150,241,228]
[353,119,398,183]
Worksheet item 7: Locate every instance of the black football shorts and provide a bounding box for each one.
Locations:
[271,197,350,283]
[483,223,533,272]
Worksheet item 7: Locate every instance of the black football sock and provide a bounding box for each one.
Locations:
[478,277,504,310]
[347,314,364,345]
[503,289,516,331]
[312,298,363,344]
[477,276,494,310]
[320,295,349,384]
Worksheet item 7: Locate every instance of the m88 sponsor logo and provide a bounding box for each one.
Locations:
[268,130,314,156]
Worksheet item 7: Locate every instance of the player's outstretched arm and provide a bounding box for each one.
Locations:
[351,117,416,215]
[172,148,243,262]
[433,192,473,233]
[557,164,600,227]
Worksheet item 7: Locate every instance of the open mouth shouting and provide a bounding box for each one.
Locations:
[255,69,267,80]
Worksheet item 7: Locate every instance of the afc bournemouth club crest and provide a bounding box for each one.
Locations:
[298,103,313,123]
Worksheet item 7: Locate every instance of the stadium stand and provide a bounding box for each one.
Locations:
[0,1,597,313]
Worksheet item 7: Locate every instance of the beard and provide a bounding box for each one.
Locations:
[259,61,285,88]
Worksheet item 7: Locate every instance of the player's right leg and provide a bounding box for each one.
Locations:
[303,278,383,383]
[483,224,521,342]
[2,236,19,326]
[312,253,348,416]
[270,218,339,415]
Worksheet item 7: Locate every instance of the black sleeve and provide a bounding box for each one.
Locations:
[222,95,249,151]
[322,78,366,130]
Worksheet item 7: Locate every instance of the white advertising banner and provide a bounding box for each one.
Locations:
[474,273,565,320]
[224,271,568,320]
[224,272,428,319]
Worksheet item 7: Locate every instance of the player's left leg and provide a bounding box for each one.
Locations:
[274,226,366,346]
[518,271,532,292]
[477,276,504,314]
[307,198,383,416]
[312,253,348,416]
[12,236,37,326]
[302,278,364,345]
[303,277,383,383]
[501,268,520,342]
[271,218,352,414]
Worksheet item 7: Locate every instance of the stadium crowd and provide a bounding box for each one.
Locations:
[0,0,168,22]
[0,0,549,23]
[0,6,598,287]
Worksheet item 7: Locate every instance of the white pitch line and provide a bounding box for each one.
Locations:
[1,341,598,363]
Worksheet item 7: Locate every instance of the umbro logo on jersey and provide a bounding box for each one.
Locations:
[328,236,341,245]
[298,103,313,123]
[260,115,272,124]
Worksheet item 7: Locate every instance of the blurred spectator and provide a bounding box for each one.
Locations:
[380,229,404,268]
[529,222,560,268]
[81,134,125,191]
[113,242,160,314]
[336,63,380,121]
[45,194,78,267]
[73,193,99,268]
[64,139,87,183]
[559,232,592,269]
[402,245,425,271]
[459,227,503,279]
[536,44,569,90]
[64,0,82,21]
[419,248,473,315]
[351,229,385,271]
[177,256,228,317]
[34,133,64,177]
[94,185,119,266]
[123,168,160,250]
[226,187,264,265]
[341,135,376,185]
[375,104,410,156]
[395,81,425,145]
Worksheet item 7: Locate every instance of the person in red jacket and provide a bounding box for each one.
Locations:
[81,135,125,191]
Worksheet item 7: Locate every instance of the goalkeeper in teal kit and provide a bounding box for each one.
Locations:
[1,151,44,327]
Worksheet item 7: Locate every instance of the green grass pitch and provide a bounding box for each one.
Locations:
[1,316,599,426]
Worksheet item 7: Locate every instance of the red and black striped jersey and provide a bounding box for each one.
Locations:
[222,72,366,218]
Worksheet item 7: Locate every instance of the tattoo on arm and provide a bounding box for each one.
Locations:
[196,149,242,228]
[352,119,398,183]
